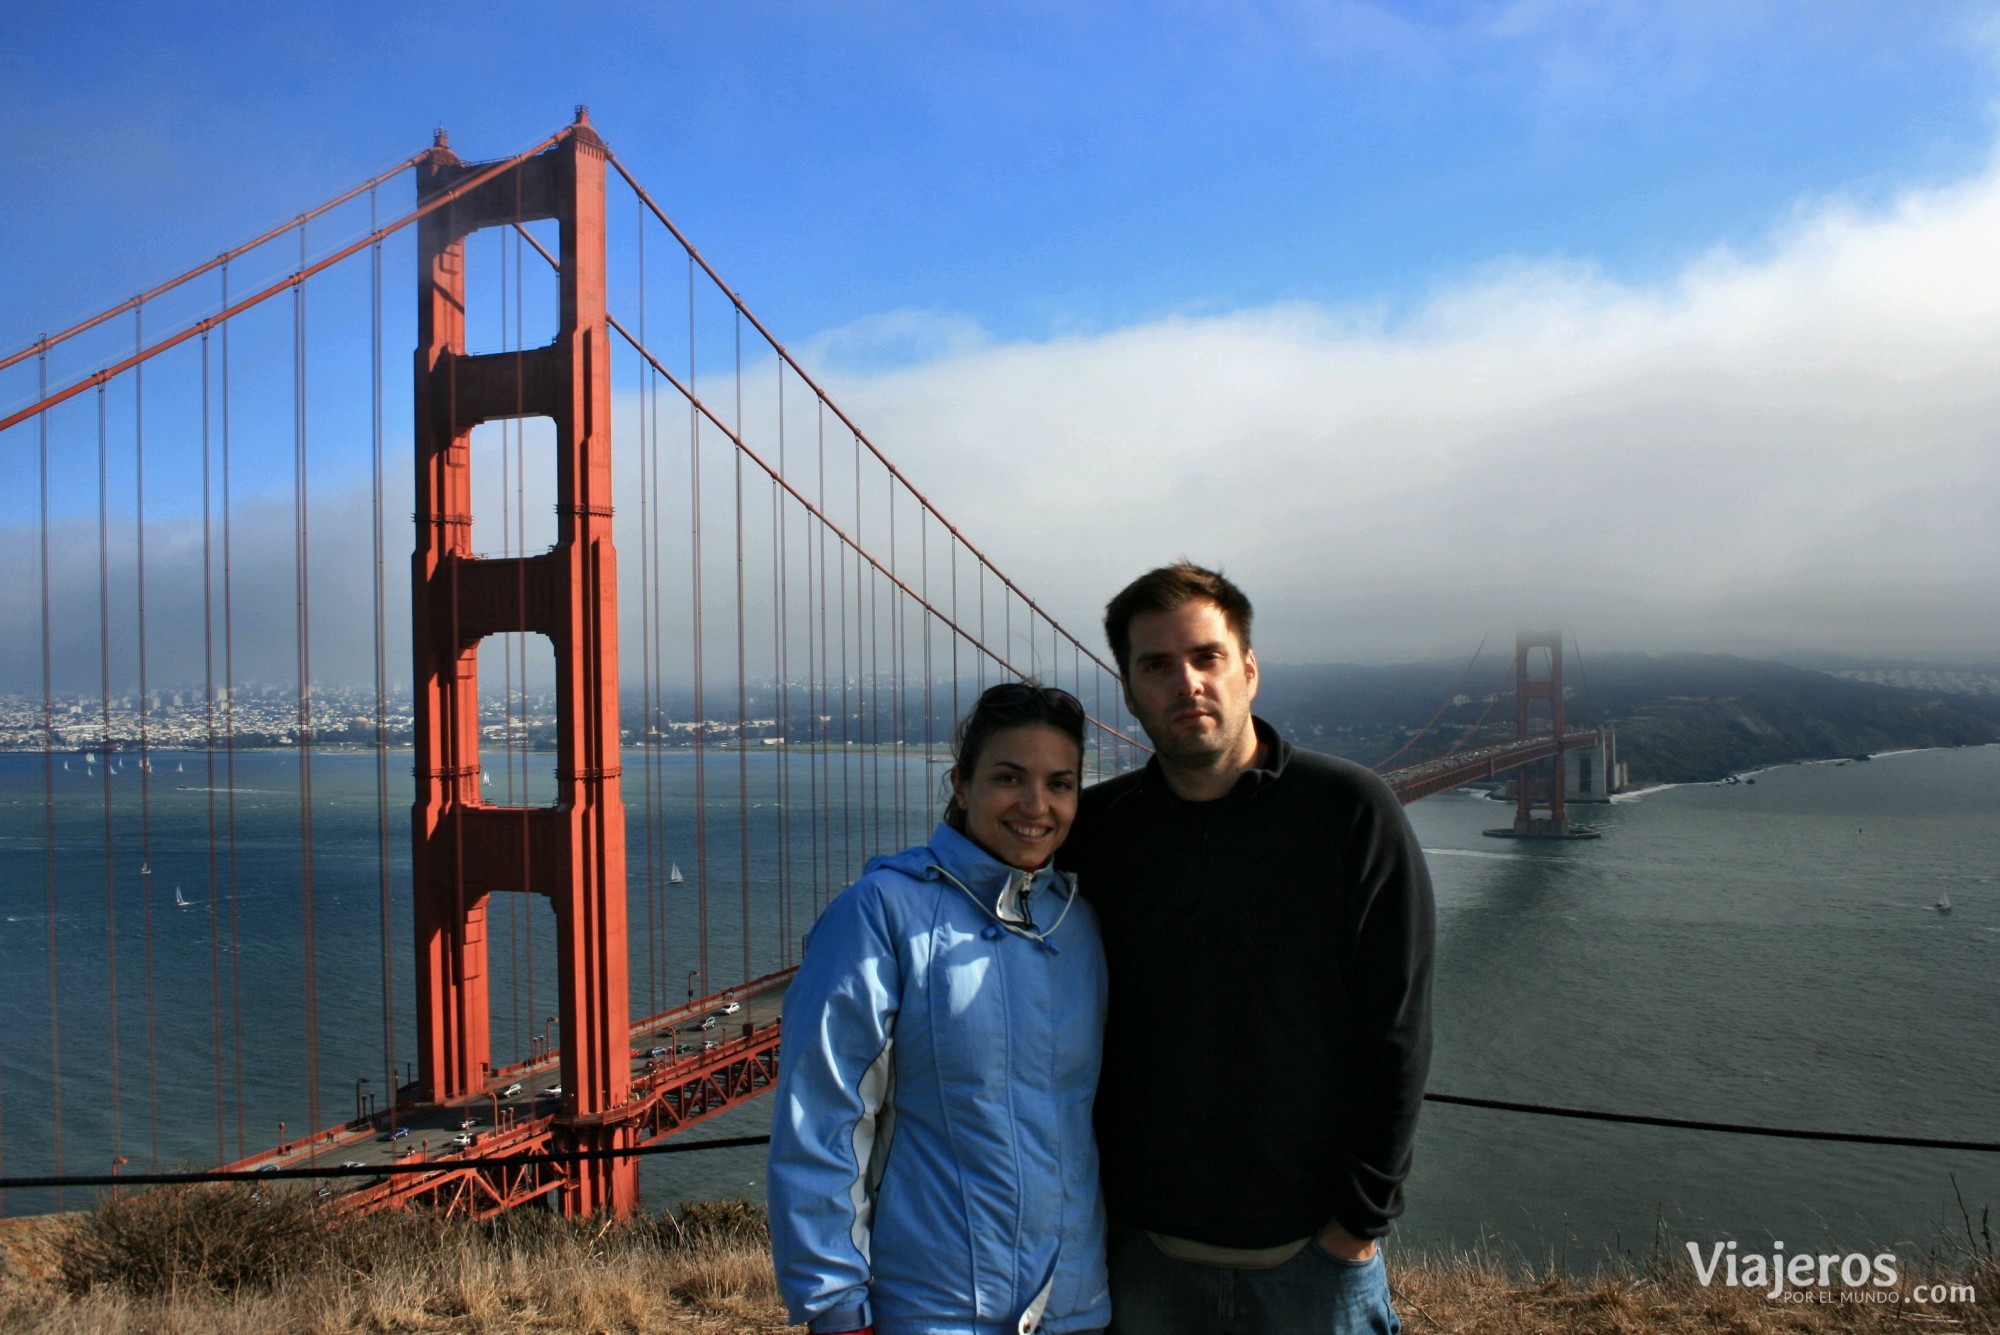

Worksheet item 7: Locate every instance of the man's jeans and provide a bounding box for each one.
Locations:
[1106,1226,1402,1334]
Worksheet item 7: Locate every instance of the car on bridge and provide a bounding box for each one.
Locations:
[501,1082,522,1096]
[381,1127,409,1142]
[721,1001,742,1015]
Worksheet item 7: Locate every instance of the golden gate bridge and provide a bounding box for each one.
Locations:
[0,110,1599,1219]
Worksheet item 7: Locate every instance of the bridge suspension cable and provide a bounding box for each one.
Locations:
[0,116,1146,1219]
[0,134,566,435]
[1372,630,1490,772]
[1435,657,1518,766]
[0,149,431,381]
[503,218,1147,762]
[1568,631,1601,724]
[600,149,1135,702]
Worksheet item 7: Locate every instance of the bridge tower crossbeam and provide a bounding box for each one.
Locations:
[410,108,637,1216]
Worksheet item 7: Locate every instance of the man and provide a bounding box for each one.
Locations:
[1061,562,1434,1335]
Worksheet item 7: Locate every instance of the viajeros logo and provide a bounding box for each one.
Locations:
[1686,1241,1976,1305]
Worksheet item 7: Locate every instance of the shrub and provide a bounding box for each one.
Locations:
[59,1183,345,1298]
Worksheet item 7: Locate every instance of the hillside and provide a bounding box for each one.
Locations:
[1256,653,2000,785]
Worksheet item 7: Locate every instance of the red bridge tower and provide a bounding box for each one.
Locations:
[1499,629,1594,839]
[409,109,636,1215]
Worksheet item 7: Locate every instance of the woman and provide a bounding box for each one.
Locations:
[768,682,1110,1335]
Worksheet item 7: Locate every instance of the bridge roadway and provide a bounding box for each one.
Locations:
[229,972,795,1196]
[1383,729,1605,804]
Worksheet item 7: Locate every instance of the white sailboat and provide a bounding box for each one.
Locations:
[1935,892,1952,914]
[174,886,190,909]
[668,863,685,885]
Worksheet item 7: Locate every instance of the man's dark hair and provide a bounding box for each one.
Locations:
[1103,562,1254,678]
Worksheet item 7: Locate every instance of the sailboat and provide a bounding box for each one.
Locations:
[668,863,685,885]
[1935,892,1953,914]
[140,861,151,876]
[174,886,190,909]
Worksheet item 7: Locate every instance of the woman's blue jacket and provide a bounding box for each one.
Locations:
[767,823,1111,1335]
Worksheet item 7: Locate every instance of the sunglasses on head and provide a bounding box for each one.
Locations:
[975,682,1085,722]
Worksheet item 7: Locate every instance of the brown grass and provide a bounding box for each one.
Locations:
[1394,1246,1998,1335]
[0,1191,792,1333]
[0,1192,1991,1334]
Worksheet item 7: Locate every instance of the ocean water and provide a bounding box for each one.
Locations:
[1403,746,1999,1264]
[0,742,1994,1266]
[0,742,943,1216]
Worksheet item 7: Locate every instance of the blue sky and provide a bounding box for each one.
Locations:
[4,1,2000,670]
[6,2,1993,348]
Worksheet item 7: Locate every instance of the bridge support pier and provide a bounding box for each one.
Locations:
[411,109,637,1216]
[1485,630,1600,840]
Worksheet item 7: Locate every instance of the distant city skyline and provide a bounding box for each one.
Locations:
[4,3,1998,674]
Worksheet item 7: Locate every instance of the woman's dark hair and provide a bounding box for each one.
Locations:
[943,682,1088,830]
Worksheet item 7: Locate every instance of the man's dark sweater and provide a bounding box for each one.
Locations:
[1061,718,1435,1248]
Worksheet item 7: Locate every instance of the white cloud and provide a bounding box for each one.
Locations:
[798,309,994,374]
[9,115,2000,696]
[792,155,2000,664]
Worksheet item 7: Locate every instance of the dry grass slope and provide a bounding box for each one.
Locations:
[0,1188,793,1333]
[1396,1247,1998,1334]
[0,1188,1992,1334]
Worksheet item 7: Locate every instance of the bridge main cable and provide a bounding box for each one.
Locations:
[1373,630,1489,772]
[0,131,573,435]
[502,217,1150,754]
[604,301,1147,754]
[0,148,431,378]
[602,149,1129,689]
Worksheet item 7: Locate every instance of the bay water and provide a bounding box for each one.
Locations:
[0,741,1993,1267]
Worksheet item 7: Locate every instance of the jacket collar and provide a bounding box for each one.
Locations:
[867,824,1076,912]
[928,823,1076,923]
